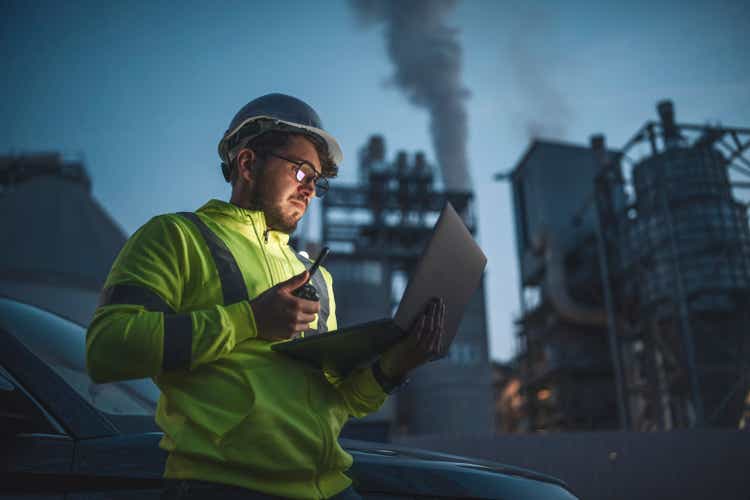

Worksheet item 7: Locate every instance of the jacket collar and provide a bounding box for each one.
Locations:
[197,199,290,245]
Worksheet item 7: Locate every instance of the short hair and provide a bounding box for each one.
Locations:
[229,131,337,185]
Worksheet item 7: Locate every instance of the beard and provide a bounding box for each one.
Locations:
[247,168,300,234]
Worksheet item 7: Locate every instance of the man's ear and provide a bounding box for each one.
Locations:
[236,148,257,182]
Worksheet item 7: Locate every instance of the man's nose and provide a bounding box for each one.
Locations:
[298,180,315,199]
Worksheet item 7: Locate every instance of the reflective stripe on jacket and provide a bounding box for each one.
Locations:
[86,199,387,500]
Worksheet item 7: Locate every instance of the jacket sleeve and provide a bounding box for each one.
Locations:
[319,269,388,418]
[325,365,388,418]
[86,215,258,384]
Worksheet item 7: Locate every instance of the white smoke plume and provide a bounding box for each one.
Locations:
[351,0,471,191]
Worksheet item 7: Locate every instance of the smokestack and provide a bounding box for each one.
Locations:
[590,134,605,152]
[359,134,388,186]
[590,134,607,166]
[396,150,409,174]
[414,151,427,170]
[350,0,471,192]
[657,99,681,149]
[368,135,386,162]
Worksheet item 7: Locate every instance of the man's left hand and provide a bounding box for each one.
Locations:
[379,297,447,381]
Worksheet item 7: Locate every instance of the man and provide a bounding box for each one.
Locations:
[86,93,446,500]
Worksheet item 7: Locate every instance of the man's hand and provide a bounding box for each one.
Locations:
[249,271,320,341]
[380,297,446,380]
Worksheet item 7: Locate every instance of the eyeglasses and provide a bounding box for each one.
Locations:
[266,152,329,198]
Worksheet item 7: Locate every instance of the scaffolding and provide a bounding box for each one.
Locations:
[594,101,750,430]
[324,135,493,438]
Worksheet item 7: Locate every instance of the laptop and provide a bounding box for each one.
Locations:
[272,202,487,375]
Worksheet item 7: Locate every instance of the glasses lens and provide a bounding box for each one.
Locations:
[291,160,327,197]
[295,167,308,183]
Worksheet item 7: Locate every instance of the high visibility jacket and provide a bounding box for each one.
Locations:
[86,199,387,499]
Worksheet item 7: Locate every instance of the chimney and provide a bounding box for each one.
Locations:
[368,135,386,162]
[414,152,427,171]
[657,99,681,149]
[590,134,608,167]
[396,150,409,175]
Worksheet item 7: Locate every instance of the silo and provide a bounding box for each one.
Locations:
[325,253,396,442]
[626,146,750,307]
[401,278,494,435]
[620,101,750,427]
[0,154,126,325]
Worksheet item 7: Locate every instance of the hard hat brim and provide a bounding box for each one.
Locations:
[219,116,343,168]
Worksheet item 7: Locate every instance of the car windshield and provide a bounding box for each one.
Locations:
[0,298,159,419]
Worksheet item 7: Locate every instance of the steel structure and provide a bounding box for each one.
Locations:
[502,139,623,432]
[500,100,750,432]
[324,135,493,438]
[594,101,750,430]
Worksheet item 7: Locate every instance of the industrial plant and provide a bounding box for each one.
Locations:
[500,100,750,432]
[5,99,749,442]
[4,102,750,499]
[321,135,494,441]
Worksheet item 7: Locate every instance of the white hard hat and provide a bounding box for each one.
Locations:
[218,93,343,181]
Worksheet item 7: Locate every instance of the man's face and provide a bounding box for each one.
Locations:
[249,135,321,234]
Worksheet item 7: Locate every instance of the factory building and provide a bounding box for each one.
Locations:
[502,139,624,431]
[0,154,126,326]
[324,135,494,440]
[501,101,750,432]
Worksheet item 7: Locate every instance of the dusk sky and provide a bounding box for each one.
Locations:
[3,0,748,361]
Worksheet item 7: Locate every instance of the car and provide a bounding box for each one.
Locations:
[0,297,578,499]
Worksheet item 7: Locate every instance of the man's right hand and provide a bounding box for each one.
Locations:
[249,271,320,341]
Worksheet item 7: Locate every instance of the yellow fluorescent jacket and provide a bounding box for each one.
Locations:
[86,199,387,499]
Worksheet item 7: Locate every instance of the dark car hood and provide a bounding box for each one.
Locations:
[75,433,577,499]
[341,437,568,486]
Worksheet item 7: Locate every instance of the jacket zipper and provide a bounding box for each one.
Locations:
[253,214,329,498]
[248,216,275,287]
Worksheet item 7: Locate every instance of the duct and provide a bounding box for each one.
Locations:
[534,229,608,326]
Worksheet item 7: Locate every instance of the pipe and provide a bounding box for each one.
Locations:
[534,230,608,326]
[657,100,681,149]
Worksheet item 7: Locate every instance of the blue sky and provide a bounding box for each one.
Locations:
[3,0,748,361]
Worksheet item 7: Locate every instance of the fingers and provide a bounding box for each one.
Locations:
[279,271,309,291]
[288,308,317,326]
[293,296,320,314]
[413,313,426,346]
[281,302,317,335]
[420,298,445,361]
[416,300,437,351]
[428,300,439,331]
[436,299,446,357]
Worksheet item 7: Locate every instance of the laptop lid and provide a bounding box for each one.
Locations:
[393,202,487,348]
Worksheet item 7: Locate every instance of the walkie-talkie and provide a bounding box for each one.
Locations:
[292,246,330,301]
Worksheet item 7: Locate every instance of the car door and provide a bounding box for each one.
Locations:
[0,300,164,499]
[0,365,72,500]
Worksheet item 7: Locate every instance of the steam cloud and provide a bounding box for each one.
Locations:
[351,0,471,191]
[509,7,571,140]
